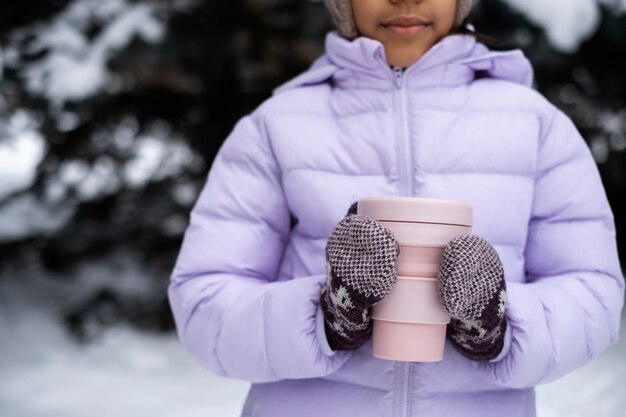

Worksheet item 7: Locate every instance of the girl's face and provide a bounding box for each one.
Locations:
[351,0,457,68]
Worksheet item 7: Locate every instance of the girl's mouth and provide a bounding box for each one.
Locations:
[381,15,430,36]
[384,24,426,36]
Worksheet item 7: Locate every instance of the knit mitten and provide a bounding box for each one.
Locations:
[320,205,400,351]
[437,235,507,361]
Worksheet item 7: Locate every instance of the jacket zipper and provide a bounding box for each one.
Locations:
[391,65,413,417]
[392,66,413,198]
[394,361,412,417]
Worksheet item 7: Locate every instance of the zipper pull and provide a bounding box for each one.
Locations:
[392,66,404,89]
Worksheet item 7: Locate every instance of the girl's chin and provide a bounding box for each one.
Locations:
[385,47,427,67]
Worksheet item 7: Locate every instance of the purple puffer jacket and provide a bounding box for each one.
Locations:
[168,30,625,417]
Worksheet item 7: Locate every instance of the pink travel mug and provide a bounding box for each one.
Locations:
[357,196,473,362]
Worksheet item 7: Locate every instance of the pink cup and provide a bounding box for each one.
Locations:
[357,196,473,362]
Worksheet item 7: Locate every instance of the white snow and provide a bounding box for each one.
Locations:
[124,136,169,187]
[591,135,611,164]
[0,111,47,201]
[0,271,249,417]
[0,324,250,417]
[494,0,626,53]
[78,156,122,200]
[602,110,626,152]
[56,111,81,132]
[11,0,165,106]
[45,156,122,203]
[171,182,201,207]
[501,0,600,53]
[588,109,626,164]
[24,51,108,105]
[96,2,165,50]
[536,336,626,417]
[0,194,76,243]
[41,121,197,204]
[0,269,624,417]
[123,127,195,189]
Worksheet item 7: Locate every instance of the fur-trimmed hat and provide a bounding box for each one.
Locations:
[324,0,474,40]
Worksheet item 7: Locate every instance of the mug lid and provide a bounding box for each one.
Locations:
[357,196,473,226]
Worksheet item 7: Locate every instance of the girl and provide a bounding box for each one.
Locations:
[168,1,625,416]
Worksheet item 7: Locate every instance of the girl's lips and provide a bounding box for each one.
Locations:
[384,24,426,36]
[381,15,430,36]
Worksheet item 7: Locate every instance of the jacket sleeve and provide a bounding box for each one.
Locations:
[167,113,353,383]
[489,107,625,388]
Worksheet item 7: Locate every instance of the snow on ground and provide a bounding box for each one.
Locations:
[536,336,626,417]
[0,323,249,417]
[0,274,250,417]
[0,272,624,417]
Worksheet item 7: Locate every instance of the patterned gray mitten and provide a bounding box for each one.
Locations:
[320,206,400,351]
[437,235,508,361]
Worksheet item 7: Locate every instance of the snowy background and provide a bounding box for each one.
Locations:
[0,271,625,417]
[1,0,625,416]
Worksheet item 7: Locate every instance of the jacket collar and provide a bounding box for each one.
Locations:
[274,26,534,94]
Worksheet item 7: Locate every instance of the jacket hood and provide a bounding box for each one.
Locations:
[274,26,534,94]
